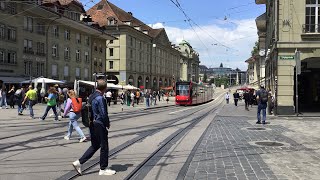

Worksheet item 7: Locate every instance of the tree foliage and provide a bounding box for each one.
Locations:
[251,41,259,56]
[203,73,208,83]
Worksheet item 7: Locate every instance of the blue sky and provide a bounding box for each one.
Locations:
[81,0,265,70]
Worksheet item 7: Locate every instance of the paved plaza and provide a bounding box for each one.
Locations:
[1,93,320,180]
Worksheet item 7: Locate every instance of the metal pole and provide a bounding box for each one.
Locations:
[295,50,301,116]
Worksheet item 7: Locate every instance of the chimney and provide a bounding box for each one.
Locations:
[128,12,133,16]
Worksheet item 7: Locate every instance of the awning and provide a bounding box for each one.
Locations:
[0,76,29,84]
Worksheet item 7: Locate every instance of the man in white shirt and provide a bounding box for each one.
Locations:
[105,91,112,106]
[225,92,230,104]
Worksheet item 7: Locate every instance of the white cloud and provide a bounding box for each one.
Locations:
[151,19,258,71]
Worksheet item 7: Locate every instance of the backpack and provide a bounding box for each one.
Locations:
[81,92,100,127]
[71,98,82,113]
[14,89,22,98]
[260,90,268,104]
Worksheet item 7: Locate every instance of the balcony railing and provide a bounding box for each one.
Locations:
[302,24,320,33]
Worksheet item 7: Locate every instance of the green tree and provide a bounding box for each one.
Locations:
[251,41,259,56]
[203,73,208,83]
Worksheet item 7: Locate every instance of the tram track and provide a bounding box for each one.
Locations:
[58,94,225,180]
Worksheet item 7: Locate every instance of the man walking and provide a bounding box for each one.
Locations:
[105,90,112,106]
[72,80,116,176]
[233,91,240,106]
[136,90,140,105]
[243,90,250,111]
[256,85,268,124]
[22,85,37,119]
[225,92,230,104]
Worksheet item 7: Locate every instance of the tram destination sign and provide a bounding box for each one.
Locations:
[279,55,295,60]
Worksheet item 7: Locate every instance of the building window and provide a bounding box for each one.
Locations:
[76,67,80,78]
[94,43,97,51]
[7,27,16,41]
[99,45,103,53]
[7,2,16,14]
[37,23,45,35]
[64,65,69,77]
[76,49,80,61]
[52,44,58,57]
[0,1,5,10]
[7,51,16,64]
[0,24,5,39]
[85,51,89,63]
[52,64,57,77]
[109,61,113,69]
[109,40,113,44]
[24,39,33,54]
[76,33,81,44]
[0,49,4,63]
[84,68,88,78]
[85,36,89,45]
[305,0,320,33]
[99,58,102,67]
[109,19,115,25]
[64,29,70,40]
[24,17,33,32]
[109,48,114,56]
[64,47,70,59]
[36,42,44,55]
[53,26,59,37]
[130,49,133,58]
[130,36,133,46]
[24,61,32,75]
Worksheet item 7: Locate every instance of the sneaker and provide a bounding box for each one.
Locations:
[18,113,23,115]
[256,121,261,124]
[99,169,116,175]
[79,137,87,143]
[64,136,70,140]
[262,121,266,124]
[72,160,82,175]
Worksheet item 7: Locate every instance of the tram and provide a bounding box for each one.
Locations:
[175,81,213,105]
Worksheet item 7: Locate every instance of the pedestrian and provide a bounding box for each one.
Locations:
[105,90,112,106]
[54,84,63,117]
[158,91,161,101]
[161,91,164,101]
[225,92,230,104]
[256,85,268,124]
[0,86,8,109]
[166,92,169,104]
[22,85,37,119]
[130,91,135,107]
[15,86,25,115]
[63,90,86,143]
[126,91,131,106]
[40,87,59,121]
[233,91,239,106]
[145,92,150,107]
[72,80,116,176]
[153,91,157,105]
[267,89,274,115]
[243,90,250,111]
[8,85,15,108]
[119,92,125,105]
[136,90,140,105]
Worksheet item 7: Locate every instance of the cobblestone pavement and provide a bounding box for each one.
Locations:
[184,101,320,180]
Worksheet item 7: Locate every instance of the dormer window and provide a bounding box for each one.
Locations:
[109,19,115,25]
[124,21,131,26]
[143,31,148,35]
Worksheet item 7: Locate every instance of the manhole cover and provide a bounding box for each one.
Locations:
[247,127,266,131]
[255,141,284,147]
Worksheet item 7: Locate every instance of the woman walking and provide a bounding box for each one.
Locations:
[8,85,15,108]
[63,90,86,142]
[40,87,59,121]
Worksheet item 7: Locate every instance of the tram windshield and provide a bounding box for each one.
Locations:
[176,84,190,96]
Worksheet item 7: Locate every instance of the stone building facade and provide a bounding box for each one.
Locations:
[257,0,320,114]
[0,0,113,83]
[87,0,181,89]
[177,40,200,82]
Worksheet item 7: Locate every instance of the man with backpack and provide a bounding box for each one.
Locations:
[72,80,116,176]
[15,86,26,115]
[256,85,268,124]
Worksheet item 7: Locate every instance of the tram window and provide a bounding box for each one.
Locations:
[176,84,189,96]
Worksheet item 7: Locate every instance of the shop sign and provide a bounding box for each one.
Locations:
[279,56,295,60]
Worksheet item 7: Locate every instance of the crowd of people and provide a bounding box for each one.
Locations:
[225,85,275,124]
